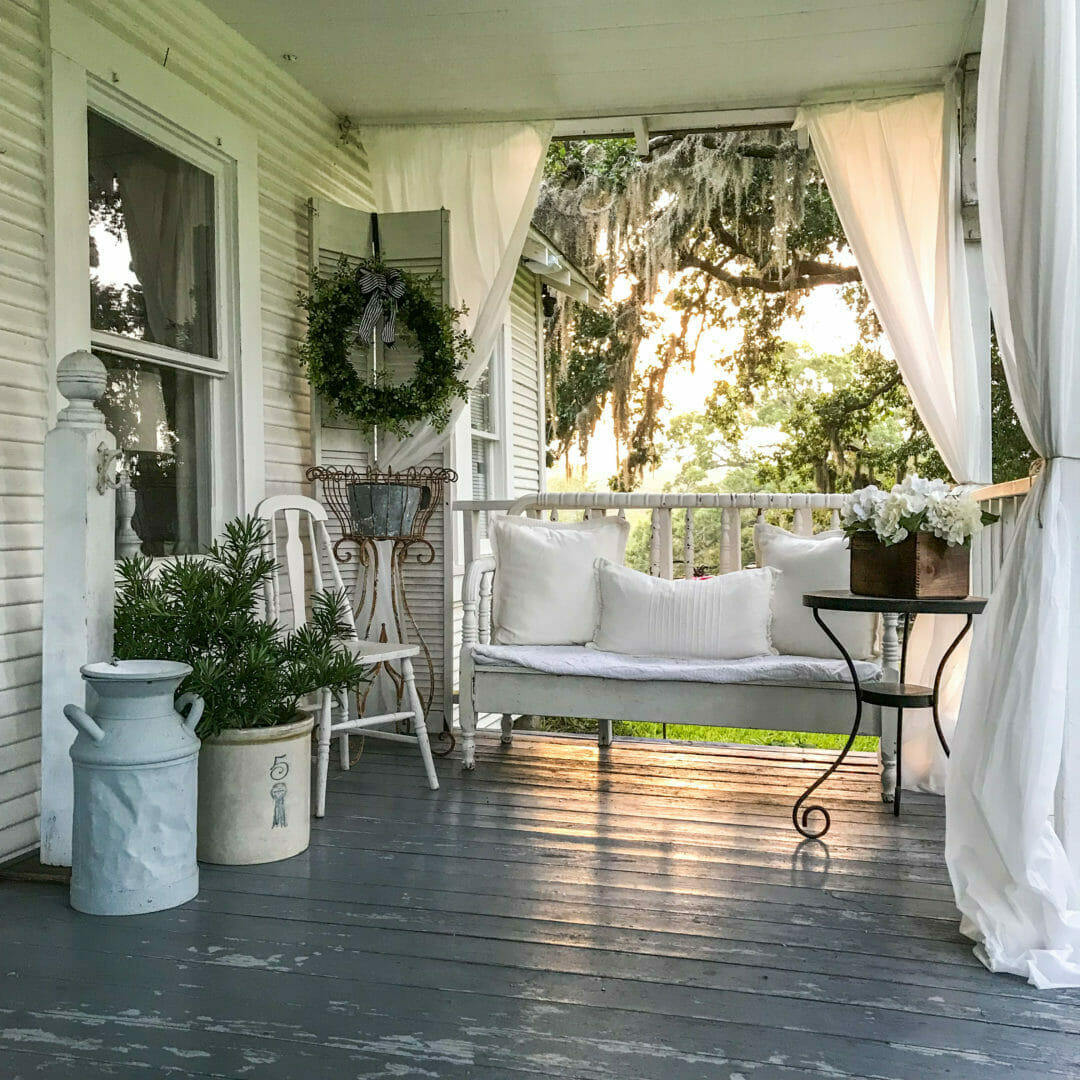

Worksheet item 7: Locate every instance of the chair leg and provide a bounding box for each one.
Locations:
[315,689,332,818]
[337,691,351,771]
[500,713,514,745]
[459,648,477,770]
[403,657,439,791]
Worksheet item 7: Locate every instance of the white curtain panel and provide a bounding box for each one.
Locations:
[360,121,553,468]
[793,92,987,793]
[946,0,1080,988]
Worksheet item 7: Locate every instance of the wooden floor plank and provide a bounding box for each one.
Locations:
[2,733,1077,1080]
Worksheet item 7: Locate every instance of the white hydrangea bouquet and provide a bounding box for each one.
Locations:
[841,474,997,547]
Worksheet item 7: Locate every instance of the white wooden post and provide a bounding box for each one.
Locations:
[655,508,673,579]
[878,612,901,802]
[683,507,694,578]
[40,351,118,866]
[960,52,993,486]
[718,505,742,573]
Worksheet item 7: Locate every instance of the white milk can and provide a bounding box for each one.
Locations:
[64,660,202,915]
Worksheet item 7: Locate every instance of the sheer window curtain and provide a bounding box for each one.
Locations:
[946,0,1080,988]
[359,121,553,469]
[793,91,988,793]
[110,154,214,552]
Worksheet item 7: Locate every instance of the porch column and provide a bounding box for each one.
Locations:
[960,52,993,489]
[39,351,117,866]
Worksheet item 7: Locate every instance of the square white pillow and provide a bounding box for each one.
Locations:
[593,558,777,660]
[754,522,878,661]
[490,515,630,645]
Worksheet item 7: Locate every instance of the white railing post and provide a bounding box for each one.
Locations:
[683,507,694,578]
[719,504,742,573]
[655,506,673,579]
[40,351,118,866]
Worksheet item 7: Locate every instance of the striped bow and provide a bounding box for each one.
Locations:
[357,267,406,347]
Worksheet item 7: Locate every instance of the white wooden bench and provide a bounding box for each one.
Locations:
[458,492,901,800]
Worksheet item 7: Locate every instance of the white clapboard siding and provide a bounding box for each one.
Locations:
[508,266,544,494]
[0,0,375,862]
[0,0,49,863]
[312,204,453,730]
[65,0,375,497]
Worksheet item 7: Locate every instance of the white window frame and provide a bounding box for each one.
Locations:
[47,0,265,539]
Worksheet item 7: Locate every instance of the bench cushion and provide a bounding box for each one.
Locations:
[470,644,882,685]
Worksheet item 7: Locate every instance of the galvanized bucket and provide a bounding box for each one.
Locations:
[346,481,424,538]
[65,660,201,916]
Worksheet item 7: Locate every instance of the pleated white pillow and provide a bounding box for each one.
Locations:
[593,559,777,660]
[754,522,878,661]
[490,515,630,645]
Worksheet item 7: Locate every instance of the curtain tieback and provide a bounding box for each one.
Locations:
[1033,457,1080,527]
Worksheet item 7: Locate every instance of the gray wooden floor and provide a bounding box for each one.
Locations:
[3,732,1080,1080]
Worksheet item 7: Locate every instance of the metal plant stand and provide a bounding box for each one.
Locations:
[307,464,458,755]
[795,590,988,839]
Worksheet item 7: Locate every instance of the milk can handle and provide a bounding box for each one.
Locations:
[176,692,204,734]
[64,704,105,744]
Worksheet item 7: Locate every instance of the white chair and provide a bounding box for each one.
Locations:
[254,495,439,816]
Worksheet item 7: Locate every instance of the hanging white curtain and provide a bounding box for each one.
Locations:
[793,92,988,793]
[360,121,553,468]
[946,0,1080,989]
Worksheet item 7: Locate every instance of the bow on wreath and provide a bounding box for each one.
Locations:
[357,267,406,347]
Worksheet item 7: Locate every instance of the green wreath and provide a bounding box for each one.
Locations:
[298,257,472,437]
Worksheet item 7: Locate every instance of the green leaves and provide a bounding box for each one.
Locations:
[297,257,471,437]
[113,516,371,739]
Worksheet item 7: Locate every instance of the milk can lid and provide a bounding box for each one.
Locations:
[80,659,193,682]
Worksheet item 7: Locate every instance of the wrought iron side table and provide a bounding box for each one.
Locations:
[795,589,988,839]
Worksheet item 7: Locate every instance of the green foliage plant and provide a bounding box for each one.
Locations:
[113,516,371,739]
[298,257,472,437]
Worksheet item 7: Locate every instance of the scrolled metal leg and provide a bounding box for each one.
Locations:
[931,614,972,759]
[792,609,864,839]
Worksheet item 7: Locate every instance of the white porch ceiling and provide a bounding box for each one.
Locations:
[202,0,984,126]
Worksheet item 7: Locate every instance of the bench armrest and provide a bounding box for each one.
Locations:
[462,555,496,646]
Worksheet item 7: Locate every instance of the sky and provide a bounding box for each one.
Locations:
[552,278,866,491]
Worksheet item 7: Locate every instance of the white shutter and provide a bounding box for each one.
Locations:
[308,200,453,730]
[509,265,543,493]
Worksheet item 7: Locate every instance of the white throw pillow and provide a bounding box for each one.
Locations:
[490,515,630,645]
[754,522,878,661]
[593,559,777,660]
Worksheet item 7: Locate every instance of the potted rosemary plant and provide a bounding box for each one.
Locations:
[113,516,370,865]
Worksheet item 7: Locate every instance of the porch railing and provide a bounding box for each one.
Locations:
[456,491,847,580]
[458,479,1034,597]
[971,475,1033,598]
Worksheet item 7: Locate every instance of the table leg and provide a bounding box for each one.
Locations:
[930,613,973,759]
[793,609,864,839]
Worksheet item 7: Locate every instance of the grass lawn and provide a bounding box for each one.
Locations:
[539,717,878,753]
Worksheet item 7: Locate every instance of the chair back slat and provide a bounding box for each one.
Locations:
[283,509,307,626]
[307,514,324,596]
[255,494,340,634]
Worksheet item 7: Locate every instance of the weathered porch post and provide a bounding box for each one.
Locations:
[39,351,117,866]
[960,53,993,491]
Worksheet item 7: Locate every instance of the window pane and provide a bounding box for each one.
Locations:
[471,436,491,500]
[97,353,207,557]
[88,109,217,357]
[469,363,493,433]
[471,435,491,540]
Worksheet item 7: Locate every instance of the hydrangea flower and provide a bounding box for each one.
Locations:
[841,474,989,547]
[841,484,885,529]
